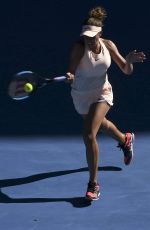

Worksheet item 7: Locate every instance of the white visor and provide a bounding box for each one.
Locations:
[80,25,102,37]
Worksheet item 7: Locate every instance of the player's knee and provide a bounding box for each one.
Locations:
[83,131,96,145]
[101,118,110,131]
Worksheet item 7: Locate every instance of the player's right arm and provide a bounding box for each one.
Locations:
[66,40,84,83]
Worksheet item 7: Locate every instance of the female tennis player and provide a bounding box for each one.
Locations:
[66,6,146,201]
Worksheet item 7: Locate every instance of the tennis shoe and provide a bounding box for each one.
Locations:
[118,132,134,165]
[85,181,100,201]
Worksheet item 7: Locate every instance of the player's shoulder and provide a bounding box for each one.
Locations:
[101,38,118,52]
[71,39,85,56]
[73,39,84,50]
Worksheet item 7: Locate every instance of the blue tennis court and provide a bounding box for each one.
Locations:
[0,134,150,230]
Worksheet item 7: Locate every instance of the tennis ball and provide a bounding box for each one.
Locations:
[24,83,33,93]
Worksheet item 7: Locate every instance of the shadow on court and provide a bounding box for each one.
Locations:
[0,166,121,208]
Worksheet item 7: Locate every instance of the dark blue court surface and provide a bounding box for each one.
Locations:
[0,134,150,230]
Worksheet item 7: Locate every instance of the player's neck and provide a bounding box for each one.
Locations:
[91,41,101,54]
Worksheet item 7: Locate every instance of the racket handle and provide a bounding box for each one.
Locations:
[53,76,66,82]
[39,76,66,87]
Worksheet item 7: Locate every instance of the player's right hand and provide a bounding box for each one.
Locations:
[66,72,75,83]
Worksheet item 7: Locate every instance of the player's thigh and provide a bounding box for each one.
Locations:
[83,102,110,135]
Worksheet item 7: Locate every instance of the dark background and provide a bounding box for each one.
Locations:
[0,0,150,135]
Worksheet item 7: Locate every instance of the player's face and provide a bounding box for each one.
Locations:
[84,32,101,51]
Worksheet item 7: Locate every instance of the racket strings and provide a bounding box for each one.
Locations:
[15,80,28,96]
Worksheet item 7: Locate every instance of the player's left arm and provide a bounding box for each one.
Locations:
[103,39,146,75]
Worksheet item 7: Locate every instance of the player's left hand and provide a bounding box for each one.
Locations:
[126,50,146,63]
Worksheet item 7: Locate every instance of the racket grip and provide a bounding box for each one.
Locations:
[53,76,66,82]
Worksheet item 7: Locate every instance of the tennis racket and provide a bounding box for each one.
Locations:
[8,70,66,100]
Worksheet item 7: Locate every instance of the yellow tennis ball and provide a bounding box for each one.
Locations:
[24,83,33,93]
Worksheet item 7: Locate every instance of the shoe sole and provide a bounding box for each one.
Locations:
[85,192,100,201]
[125,133,135,165]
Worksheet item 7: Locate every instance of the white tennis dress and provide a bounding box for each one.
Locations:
[71,38,113,114]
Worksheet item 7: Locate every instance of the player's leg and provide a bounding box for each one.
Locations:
[100,118,134,165]
[82,101,110,200]
[100,118,126,143]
